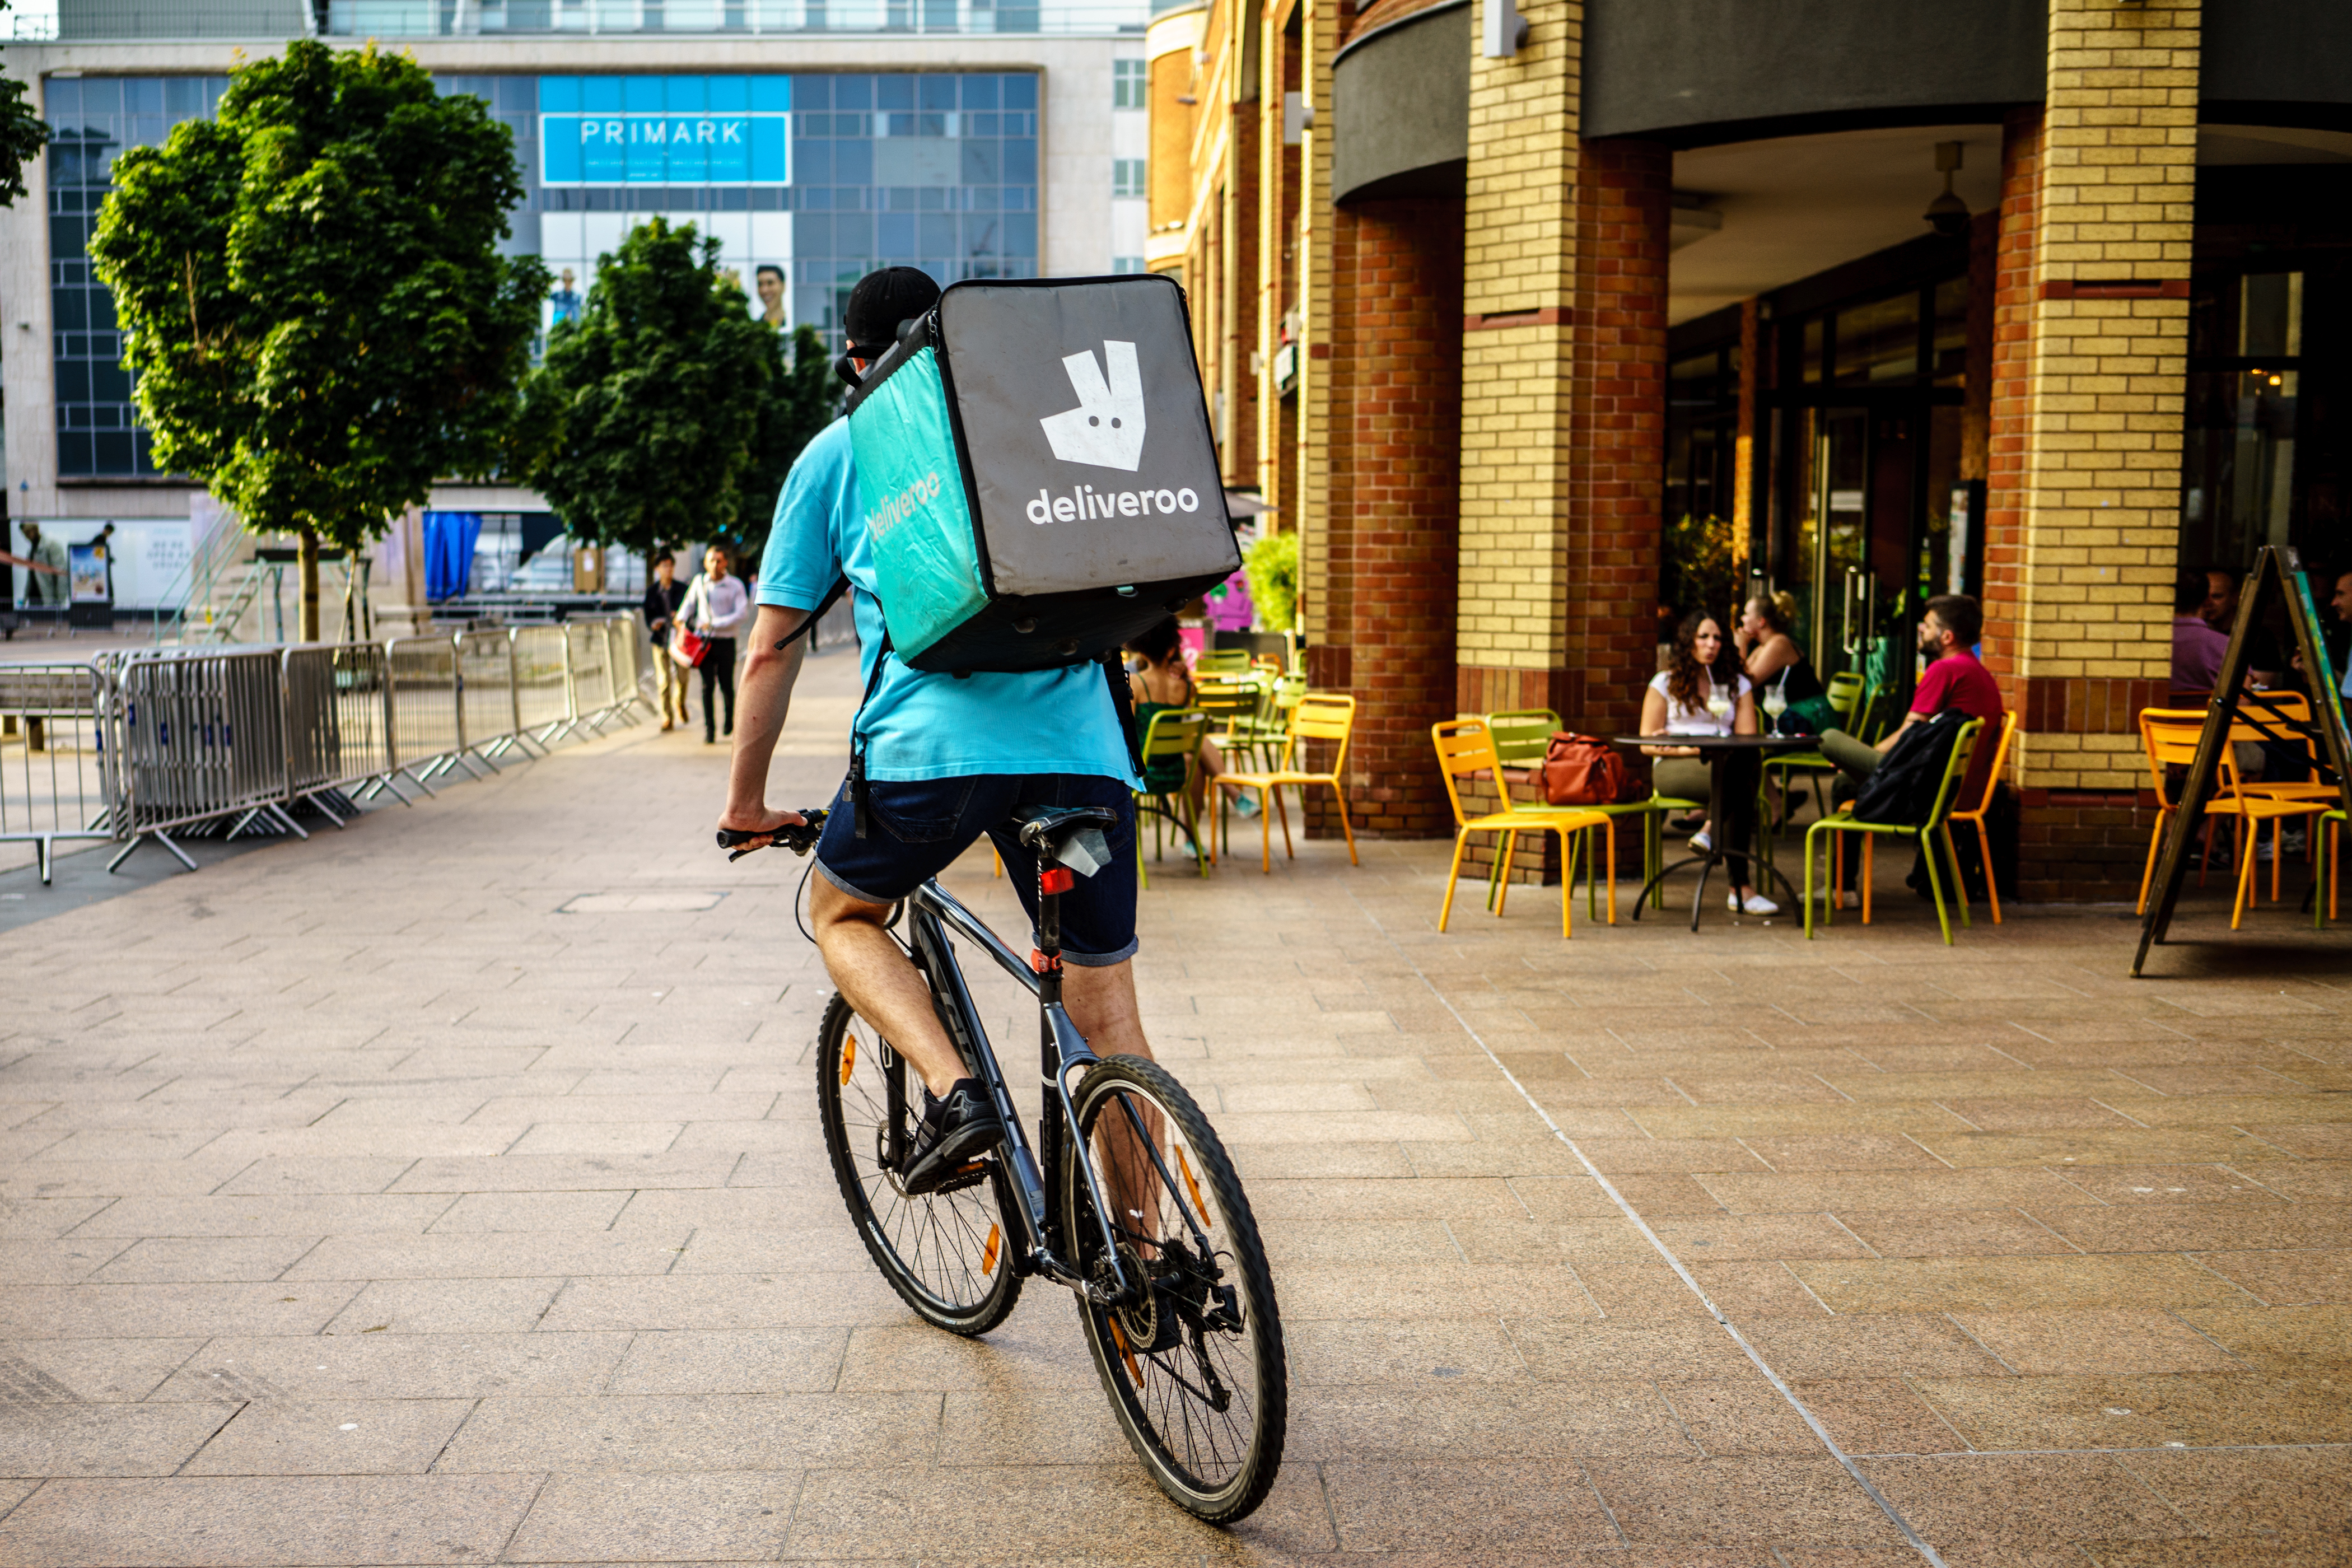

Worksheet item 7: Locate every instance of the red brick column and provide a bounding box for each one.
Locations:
[1304,193,1464,838]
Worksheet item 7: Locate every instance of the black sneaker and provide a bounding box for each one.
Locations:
[901,1077,1002,1195]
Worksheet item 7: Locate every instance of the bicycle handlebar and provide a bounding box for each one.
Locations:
[716,808,828,861]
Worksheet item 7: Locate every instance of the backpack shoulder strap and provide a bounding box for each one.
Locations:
[767,575,853,653]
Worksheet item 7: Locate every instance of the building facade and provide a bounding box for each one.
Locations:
[3,6,1149,605]
[1152,0,2352,899]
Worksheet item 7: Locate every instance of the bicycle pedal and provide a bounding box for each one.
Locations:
[926,1158,993,1196]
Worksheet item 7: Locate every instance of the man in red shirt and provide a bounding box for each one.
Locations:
[1819,594,2004,786]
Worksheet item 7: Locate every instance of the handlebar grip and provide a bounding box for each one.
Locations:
[717,808,828,860]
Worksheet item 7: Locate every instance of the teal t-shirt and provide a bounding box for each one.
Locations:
[757,418,1142,787]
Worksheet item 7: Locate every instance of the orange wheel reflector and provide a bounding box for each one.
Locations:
[838,1038,856,1086]
[1108,1317,1144,1386]
[1177,1145,1211,1229]
[981,1224,1001,1276]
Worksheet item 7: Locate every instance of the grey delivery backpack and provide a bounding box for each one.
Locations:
[840,274,1242,674]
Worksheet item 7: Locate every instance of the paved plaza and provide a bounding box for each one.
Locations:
[1,643,2348,1566]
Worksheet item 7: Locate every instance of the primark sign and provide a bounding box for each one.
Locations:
[539,75,791,186]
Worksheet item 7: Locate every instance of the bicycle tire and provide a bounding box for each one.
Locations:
[1061,1054,1287,1522]
[816,992,1023,1335]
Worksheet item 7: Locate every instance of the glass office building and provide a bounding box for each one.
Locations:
[42,70,1041,478]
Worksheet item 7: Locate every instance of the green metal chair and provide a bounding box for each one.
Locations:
[1763,670,1867,833]
[1482,708,1689,918]
[1192,648,1253,676]
[1230,673,1304,772]
[1132,708,1212,888]
[1803,716,1984,946]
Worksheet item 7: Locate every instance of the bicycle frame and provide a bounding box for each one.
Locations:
[898,873,1144,1305]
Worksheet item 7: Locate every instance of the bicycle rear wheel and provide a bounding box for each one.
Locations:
[816,992,1022,1335]
[1062,1055,1286,1522]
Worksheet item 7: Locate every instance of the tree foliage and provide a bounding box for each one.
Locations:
[88,40,547,633]
[0,11,48,207]
[525,219,832,568]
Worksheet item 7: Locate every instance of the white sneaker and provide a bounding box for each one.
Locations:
[1690,829,1712,852]
[1728,892,1779,916]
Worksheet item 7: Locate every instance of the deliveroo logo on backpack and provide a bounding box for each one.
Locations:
[1039,341,1146,470]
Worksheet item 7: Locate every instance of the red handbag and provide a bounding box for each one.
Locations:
[669,626,709,669]
[1541,731,1627,806]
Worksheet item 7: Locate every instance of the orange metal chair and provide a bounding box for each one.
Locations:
[2137,710,2331,928]
[1218,693,1361,873]
[1432,720,1613,938]
[1945,710,2016,924]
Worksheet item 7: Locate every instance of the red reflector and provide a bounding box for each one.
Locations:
[1030,949,1062,973]
[1039,867,1076,894]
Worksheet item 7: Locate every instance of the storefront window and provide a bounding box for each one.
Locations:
[1832,292,1919,386]
[2183,269,2306,568]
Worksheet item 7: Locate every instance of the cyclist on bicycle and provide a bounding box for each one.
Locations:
[718,266,1151,1196]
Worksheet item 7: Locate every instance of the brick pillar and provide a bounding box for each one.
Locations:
[1985,0,2199,900]
[1308,195,1464,838]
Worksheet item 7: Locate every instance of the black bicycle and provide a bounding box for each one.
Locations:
[722,805,1287,1522]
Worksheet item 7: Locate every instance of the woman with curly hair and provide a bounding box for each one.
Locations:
[1640,609,1773,914]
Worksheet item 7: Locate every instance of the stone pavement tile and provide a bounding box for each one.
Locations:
[87,1236,320,1283]
[1635,1105,1977,1141]
[2053,1165,2290,1205]
[1950,1309,2249,1375]
[2107,1095,2352,1131]
[193,1125,523,1160]
[1856,1454,2192,1546]
[0,1337,203,1401]
[1320,1460,1620,1550]
[932,1388,1135,1467]
[2115,1445,2352,1537]
[1739,1317,2010,1379]
[0,1128,68,1162]
[1444,1218,1650,1264]
[1937,1099,2144,1132]
[1241,1178,1532,1222]
[437,1391,942,1471]
[1582,1457,1905,1545]
[2079,1533,2352,1567]
[1832,1209,2079,1259]
[1915,1372,2352,1449]
[18,1129,228,1162]
[1911,1130,2286,1169]
[603,1188,850,1230]
[506,1121,687,1154]
[386,1152,740,1192]
[1551,1138,1771,1175]
[1254,1217,1459,1265]
[467,1092,780,1126]
[1276,1263,1592,1322]
[535,1271,907,1331]
[62,1194,455,1238]
[0,1282,361,1340]
[2232,1160,2352,1201]
[2172,1305,2352,1370]
[782,1463,1336,1558]
[834,1318,1102,1394]
[320,1278,562,1336]
[425,1191,631,1232]
[146,1332,632,1402]
[1505,1320,1753,1382]
[2027,1204,2351,1253]
[3,1159,249,1198]
[0,1404,236,1476]
[15,1095,346,1132]
[0,1473,544,1566]
[1785,1256,2252,1315]
[1658,1378,1822,1455]
[501,1469,801,1562]
[180,1398,474,1476]
[0,1238,132,1285]
[283,1230,692,1281]
[669,1225,879,1274]
[2194,1249,2352,1305]
[1510,1177,1656,1220]
[1731,1135,1950,1172]
[212,1158,417,1195]
[605,1327,850,1394]
[1287,1318,1534,1386]
[1645,1214,1869,1261]
[1696,1170,2095,1214]
[1293,1383,1699,1461]
[1785,1378,1970,1456]
[1690,1262,1836,1319]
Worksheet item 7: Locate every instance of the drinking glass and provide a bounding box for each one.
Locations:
[1761,685,1789,736]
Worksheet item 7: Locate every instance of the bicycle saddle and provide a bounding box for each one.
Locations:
[1015,805,1121,854]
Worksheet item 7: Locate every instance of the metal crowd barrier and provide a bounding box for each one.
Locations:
[0,613,648,883]
[0,662,115,883]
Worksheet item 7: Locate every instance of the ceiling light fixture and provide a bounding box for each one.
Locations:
[1923,141,1969,239]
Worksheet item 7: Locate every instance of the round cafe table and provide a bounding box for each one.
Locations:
[1610,733,1821,931]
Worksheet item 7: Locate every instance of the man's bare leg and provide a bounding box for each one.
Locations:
[1063,959,1162,1229]
[808,876,966,1096]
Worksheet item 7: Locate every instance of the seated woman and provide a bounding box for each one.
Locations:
[1641,609,1775,915]
[1734,591,1836,734]
[1125,618,1255,817]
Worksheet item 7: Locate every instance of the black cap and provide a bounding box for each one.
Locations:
[844,266,940,356]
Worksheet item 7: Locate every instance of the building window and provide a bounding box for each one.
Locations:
[1113,157,1146,199]
[1113,256,1145,274]
[1113,59,1147,110]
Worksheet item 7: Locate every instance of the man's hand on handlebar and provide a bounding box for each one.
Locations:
[716,806,828,861]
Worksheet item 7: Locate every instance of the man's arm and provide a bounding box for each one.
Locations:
[719,603,813,839]
[1874,710,1921,754]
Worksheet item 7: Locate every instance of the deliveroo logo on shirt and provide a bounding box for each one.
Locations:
[1039,340,1146,470]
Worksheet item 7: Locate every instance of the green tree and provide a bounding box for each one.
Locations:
[89,40,547,640]
[729,322,840,567]
[524,220,819,574]
[0,6,48,207]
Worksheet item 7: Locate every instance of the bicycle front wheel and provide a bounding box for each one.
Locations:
[1062,1055,1287,1522]
[816,992,1023,1335]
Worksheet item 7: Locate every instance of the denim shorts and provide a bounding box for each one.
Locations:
[813,772,1140,966]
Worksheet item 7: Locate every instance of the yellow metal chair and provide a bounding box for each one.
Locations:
[1804,717,1983,946]
[1219,693,1361,873]
[2136,710,2332,930]
[1432,720,1613,938]
[1132,708,1212,888]
[1945,710,2016,925]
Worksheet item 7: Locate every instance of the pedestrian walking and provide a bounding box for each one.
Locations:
[679,543,750,744]
[642,550,689,731]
